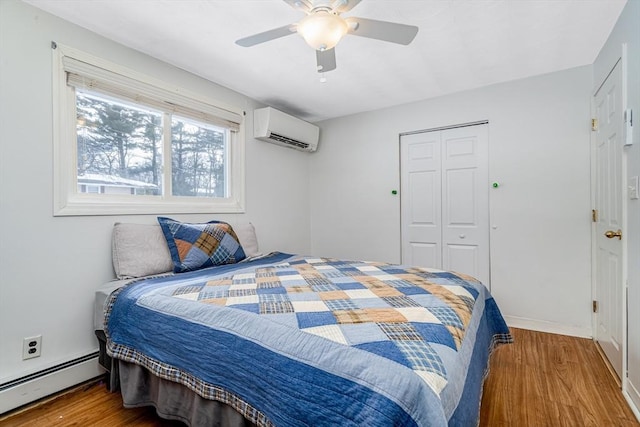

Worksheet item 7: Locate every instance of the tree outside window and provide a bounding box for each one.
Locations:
[76,90,228,198]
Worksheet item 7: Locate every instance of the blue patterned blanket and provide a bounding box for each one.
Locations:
[106,253,511,426]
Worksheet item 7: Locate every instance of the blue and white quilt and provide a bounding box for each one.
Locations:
[105,253,512,426]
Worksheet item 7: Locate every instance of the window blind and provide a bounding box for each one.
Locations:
[64,56,241,132]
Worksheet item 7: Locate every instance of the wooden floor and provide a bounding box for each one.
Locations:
[480,328,638,426]
[1,328,638,426]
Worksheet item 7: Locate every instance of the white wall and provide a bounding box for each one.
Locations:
[311,66,593,337]
[0,0,311,397]
[594,0,640,417]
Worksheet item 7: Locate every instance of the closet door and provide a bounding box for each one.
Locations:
[400,131,442,269]
[400,124,490,287]
[441,126,490,286]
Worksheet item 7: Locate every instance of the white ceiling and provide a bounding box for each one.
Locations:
[25,0,626,122]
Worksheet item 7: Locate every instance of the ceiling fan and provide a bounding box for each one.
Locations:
[235,0,419,73]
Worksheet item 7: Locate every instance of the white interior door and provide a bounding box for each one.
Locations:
[594,60,623,379]
[400,132,442,269]
[441,126,490,286]
[401,124,490,287]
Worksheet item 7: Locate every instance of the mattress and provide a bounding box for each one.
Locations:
[94,279,132,330]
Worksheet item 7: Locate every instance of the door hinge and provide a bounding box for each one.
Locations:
[592,300,598,313]
[592,118,599,131]
[592,209,598,223]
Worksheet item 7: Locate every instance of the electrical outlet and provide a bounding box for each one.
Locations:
[22,335,42,360]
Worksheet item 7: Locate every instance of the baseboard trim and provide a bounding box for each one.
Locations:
[0,355,104,415]
[504,315,592,338]
[624,380,640,422]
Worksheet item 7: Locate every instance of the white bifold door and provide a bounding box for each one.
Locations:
[400,124,490,288]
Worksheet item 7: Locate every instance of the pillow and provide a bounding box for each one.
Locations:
[157,217,246,273]
[112,223,174,279]
[233,222,261,258]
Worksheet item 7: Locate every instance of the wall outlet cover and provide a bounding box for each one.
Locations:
[22,335,42,360]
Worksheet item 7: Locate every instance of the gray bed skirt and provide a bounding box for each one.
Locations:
[118,360,257,427]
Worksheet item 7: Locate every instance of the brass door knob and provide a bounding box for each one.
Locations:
[604,229,622,240]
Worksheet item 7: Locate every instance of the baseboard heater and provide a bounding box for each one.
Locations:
[0,352,103,414]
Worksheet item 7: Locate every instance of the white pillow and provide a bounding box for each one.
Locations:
[233,222,261,258]
[112,222,261,279]
[112,223,173,279]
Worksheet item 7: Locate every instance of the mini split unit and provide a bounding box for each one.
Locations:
[254,107,320,152]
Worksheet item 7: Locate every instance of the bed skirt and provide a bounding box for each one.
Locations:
[117,360,257,427]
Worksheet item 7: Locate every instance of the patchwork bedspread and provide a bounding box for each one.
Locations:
[106,252,511,426]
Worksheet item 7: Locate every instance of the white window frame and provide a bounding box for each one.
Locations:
[52,43,245,216]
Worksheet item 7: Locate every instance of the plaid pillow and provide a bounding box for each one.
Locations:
[157,217,246,273]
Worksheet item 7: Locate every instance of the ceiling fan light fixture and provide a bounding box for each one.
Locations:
[297,11,348,51]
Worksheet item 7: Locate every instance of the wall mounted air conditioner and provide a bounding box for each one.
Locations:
[254,107,320,152]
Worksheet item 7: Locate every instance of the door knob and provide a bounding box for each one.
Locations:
[604,229,622,240]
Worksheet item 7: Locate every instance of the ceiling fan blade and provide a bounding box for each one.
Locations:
[345,17,418,45]
[282,0,313,13]
[236,25,297,47]
[333,0,362,13]
[316,48,336,73]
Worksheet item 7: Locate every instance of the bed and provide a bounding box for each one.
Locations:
[95,220,512,427]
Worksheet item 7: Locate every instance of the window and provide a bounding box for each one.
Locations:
[53,44,245,216]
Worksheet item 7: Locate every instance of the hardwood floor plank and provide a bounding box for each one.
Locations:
[480,328,639,426]
[1,328,638,426]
